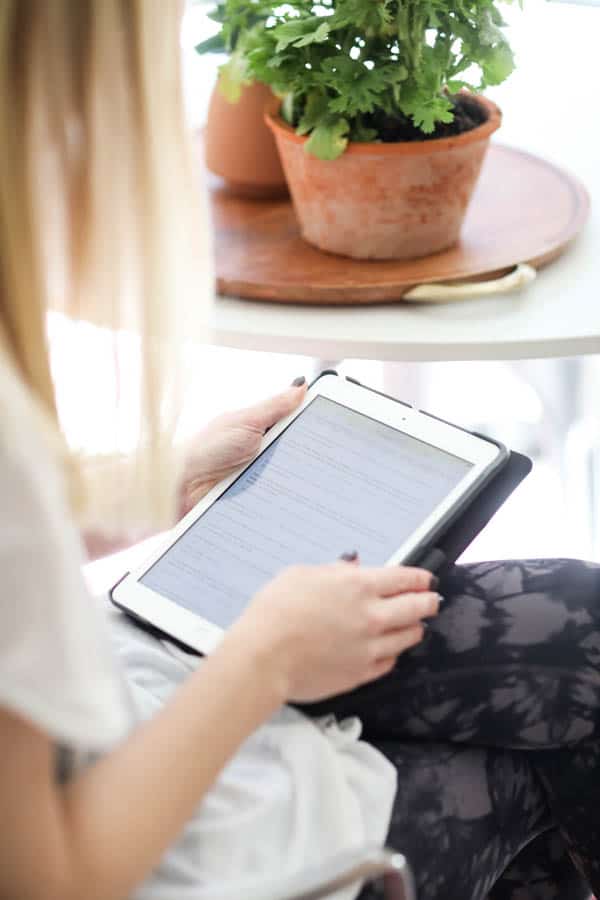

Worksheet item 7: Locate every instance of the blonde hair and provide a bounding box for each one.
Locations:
[0,1,211,534]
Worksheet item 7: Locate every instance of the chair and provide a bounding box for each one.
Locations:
[208,844,415,900]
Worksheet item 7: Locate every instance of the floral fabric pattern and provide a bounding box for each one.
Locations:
[304,558,600,900]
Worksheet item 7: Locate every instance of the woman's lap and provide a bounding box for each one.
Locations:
[308,558,600,747]
[304,558,600,899]
[358,742,555,900]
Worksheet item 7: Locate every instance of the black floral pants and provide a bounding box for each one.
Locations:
[306,558,600,900]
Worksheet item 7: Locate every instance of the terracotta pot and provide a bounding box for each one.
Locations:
[205,80,288,200]
[266,96,501,260]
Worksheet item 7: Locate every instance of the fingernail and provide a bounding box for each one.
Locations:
[423,593,443,617]
[291,376,306,387]
[429,574,440,591]
[340,550,358,562]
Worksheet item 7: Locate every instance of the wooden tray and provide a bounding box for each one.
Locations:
[210,144,590,305]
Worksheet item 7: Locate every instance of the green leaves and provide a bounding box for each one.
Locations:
[400,92,455,134]
[274,17,331,52]
[201,0,517,158]
[195,33,226,55]
[480,43,515,85]
[297,91,330,134]
[329,0,395,33]
[479,8,507,47]
[305,117,350,159]
[350,119,378,142]
[217,48,251,102]
[194,0,277,55]
[318,56,408,117]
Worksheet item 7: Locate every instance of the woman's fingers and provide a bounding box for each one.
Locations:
[238,382,308,433]
[370,624,425,662]
[362,564,435,597]
[370,591,441,631]
[363,656,397,683]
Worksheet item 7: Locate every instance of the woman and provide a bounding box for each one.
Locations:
[0,3,598,899]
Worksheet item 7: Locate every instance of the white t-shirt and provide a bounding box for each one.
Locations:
[0,428,131,752]
[0,417,397,900]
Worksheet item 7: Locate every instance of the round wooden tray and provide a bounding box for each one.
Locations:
[210,144,590,305]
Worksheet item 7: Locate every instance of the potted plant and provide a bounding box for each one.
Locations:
[200,0,515,259]
[196,1,288,198]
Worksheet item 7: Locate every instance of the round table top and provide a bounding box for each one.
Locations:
[207,0,600,362]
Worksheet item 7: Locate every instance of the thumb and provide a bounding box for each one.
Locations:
[241,380,308,433]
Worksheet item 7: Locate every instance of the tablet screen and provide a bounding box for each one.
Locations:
[141,396,472,628]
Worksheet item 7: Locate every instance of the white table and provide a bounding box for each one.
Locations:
[203,0,600,364]
[83,0,600,593]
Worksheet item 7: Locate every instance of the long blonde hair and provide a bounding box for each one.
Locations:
[0,1,211,534]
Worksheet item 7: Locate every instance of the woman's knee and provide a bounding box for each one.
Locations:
[444,558,600,610]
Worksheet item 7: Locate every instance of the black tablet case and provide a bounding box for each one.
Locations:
[110,370,532,651]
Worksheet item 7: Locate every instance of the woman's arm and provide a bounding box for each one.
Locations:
[0,563,437,900]
[0,631,285,900]
[82,383,308,561]
[79,453,155,560]
[82,529,143,560]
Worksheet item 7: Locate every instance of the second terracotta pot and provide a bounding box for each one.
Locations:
[205,80,288,200]
[266,96,501,260]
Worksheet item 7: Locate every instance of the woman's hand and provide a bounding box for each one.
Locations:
[178,378,307,517]
[227,561,439,704]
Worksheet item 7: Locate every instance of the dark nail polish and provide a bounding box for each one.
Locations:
[429,574,440,591]
[340,550,358,562]
[291,376,306,387]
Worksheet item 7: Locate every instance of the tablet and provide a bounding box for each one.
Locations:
[111,373,508,654]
